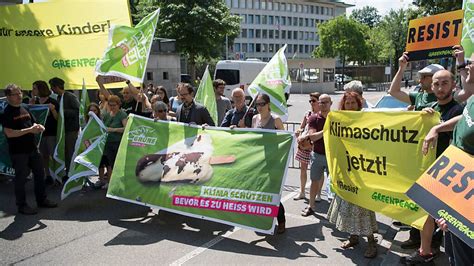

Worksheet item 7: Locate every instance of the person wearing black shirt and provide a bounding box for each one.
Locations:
[2,84,57,215]
[49,77,80,182]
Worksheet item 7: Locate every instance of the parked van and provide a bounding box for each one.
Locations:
[214,59,266,99]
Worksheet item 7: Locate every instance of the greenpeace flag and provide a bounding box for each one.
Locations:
[247,44,291,121]
[95,9,160,82]
[195,65,218,125]
[62,112,107,200]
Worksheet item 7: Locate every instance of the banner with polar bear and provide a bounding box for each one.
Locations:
[107,114,294,234]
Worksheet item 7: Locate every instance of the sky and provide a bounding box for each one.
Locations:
[346,0,414,16]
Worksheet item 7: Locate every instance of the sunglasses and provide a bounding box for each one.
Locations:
[309,99,317,103]
[256,102,267,107]
[319,101,331,104]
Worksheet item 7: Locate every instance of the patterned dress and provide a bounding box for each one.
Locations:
[295,110,312,164]
[327,195,378,236]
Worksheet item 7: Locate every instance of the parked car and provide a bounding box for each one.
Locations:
[334,74,353,84]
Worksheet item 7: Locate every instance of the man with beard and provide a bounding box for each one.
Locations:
[389,52,444,110]
[176,83,215,126]
[402,69,463,264]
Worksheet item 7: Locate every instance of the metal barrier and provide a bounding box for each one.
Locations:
[283,121,302,169]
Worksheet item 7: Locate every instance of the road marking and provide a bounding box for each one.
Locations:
[169,190,301,266]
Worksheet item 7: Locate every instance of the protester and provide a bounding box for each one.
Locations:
[33,80,59,185]
[389,52,444,111]
[2,84,57,214]
[294,92,320,200]
[326,91,379,258]
[221,88,255,128]
[96,76,149,115]
[155,86,170,108]
[453,45,473,103]
[176,83,215,126]
[96,89,109,113]
[84,103,101,123]
[251,93,286,234]
[169,84,184,114]
[421,51,474,266]
[344,80,372,108]
[49,77,80,182]
[152,101,176,121]
[299,94,332,217]
[95,95,127,189]
[213,79,232,126]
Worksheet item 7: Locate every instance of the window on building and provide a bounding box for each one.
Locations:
[281,16,286,25]
[255,15,261,24]
[299,18,303,27]
[242,43,248,52]
[256,43,261,52]
[268,0,273,10]
[256,29,261,38]
[310,5,314,14]
[232,0,239,8]
[248,14,254,24]
[305,32,309,40]
[287,45,292,53]
[290,68,301,82]
[147,71,154,80]
[281,3,285,11]
[269,15,274,25]
[286,30,290,39]
[299,44,304,53]
[262,29,267,38]
[248,29,254,38]
[305,18,309,27]
[249,43,255,52]
[246,0,253,8]
[241,14,246,23]
[241,29,247,38]
[275,43,280,50]
[305,45,309,53]
[234,43,241,52]
[226,0,231,7]
[275,30,279,39]
[269,44,274,53]
[293,17,297,26]
[282,30,286,39]
[297,4,302,12]
[323,68,334,82]
[292,4,296,12]
[239,0,246,8]
[303,5,308,13]
[299,31,303,40]
[261,0,266,9]
[332,8,335,16]
[304,68,320,83]
[269,29,273,39]
[316,6,319,14]
[262,43,267,52]
[293,44,298,53]
[310,32,314,40]
[293,31,297,39]
[262,15,267,24]
[254,0,260,9]
[311,19,315,28]
[275,2,279,11]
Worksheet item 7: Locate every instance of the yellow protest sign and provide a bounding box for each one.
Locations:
[0,0,131,90]
[324,111,440,229]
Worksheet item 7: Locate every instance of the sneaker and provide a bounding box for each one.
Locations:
[38,199,58,208]
[403,249,434,264]
[293,194,305,200]
[400,239,421,249]
[18,205,38,215]
[315,195,322,202]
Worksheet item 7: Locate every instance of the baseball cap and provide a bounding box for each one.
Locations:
[418,64,445,75]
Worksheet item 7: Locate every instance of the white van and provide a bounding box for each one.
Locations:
[214,59,267,100]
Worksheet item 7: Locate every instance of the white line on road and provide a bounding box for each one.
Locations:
[169,190,301,266]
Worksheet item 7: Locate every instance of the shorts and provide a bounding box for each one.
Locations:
[295,148,311,164]
[100,141,120,168]
[310,152,328,181]
[39,135,56,157]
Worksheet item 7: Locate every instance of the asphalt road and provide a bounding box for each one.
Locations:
[0,91,447,265]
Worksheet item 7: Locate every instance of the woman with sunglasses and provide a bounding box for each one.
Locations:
[326,91,378,258]
[294,92,320,201]
[251,93,286,234]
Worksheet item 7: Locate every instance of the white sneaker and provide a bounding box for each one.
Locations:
[315,195,322,202]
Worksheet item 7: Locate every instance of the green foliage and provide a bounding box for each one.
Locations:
[314,16,370,64]
[413,0,463,15]
[350,6,381,28]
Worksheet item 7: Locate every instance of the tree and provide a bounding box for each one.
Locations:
[133,0,240,80]
[413,0,462,15]
[314,16,370,83]
[350,6,381,28]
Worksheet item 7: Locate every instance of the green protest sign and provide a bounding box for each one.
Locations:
[195,65,217,125]
[95,9,160,82]
[107,115,294,234]
[62,112,107,200]
[0,102,49,176]
[247,44,291,121]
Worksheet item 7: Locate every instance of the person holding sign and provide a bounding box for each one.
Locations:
[389,52,444,111]
[326,90,379,258]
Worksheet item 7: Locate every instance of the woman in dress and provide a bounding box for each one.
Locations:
[326,91,378,258]
[294,92,320,200]
[251,93,286,234]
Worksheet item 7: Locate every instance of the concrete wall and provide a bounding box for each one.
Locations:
[145,53,181,96]
[287,58,336,94]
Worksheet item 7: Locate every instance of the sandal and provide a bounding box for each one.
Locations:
[341,235,359,249]
[364,237,378,258]
[301,206,315,217]
[293,193,305,200]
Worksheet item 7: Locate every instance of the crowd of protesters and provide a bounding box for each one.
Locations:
[1,45,473,265]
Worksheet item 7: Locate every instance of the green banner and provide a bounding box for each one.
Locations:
[79,78,91,127]
[62,112,107,200]
[0,102,49,176]
[95,9,160,82]
[195,65,217,125]
[52,96,66,182]
[107,115,294,234]
[247,44,291,121]
[463,0,474,60]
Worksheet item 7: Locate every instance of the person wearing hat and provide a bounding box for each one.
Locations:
[389,52,444,111]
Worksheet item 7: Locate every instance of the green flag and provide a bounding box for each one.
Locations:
[247,44,291,121]
[462,0,474,60]
[52,96,66,182]
[195,65,217,125]
[95,9,160,82]
[62,112,107,199]
[79,78,90,127]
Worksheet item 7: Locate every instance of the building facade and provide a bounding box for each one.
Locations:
[226,0,352,62]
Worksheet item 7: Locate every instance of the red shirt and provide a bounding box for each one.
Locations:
[307,112,326,154]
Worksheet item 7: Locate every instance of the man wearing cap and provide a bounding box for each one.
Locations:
[389,52,444,111]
